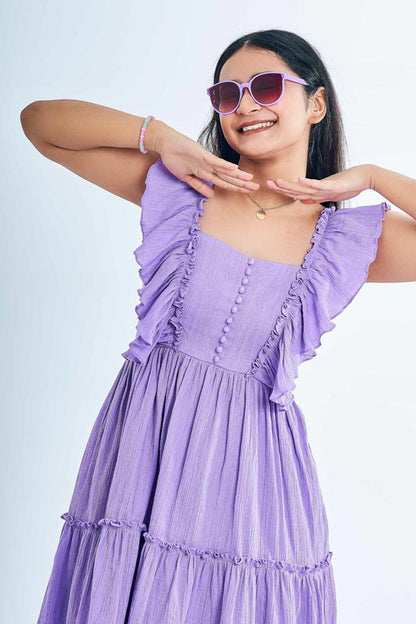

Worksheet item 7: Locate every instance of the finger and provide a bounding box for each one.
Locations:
[267,180,317,198]
[216,160,239,170]
[213,166,256,183]
[269,179,336,203]
[274,178,320,192]
[184,177,215,198]
[299,198,319,204]
[211,176,260,193]
[208,158,255,181]
[274,186,323,199]
[185,174,255,197]
[296,176,322,185]
[209,170,260,192]
[209,158,239,172]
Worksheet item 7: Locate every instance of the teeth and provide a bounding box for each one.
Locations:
[241,121,275,133]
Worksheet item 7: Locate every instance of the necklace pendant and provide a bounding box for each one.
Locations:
[256,208,266,220]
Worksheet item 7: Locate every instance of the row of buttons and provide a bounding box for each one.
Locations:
[212,258,255,364]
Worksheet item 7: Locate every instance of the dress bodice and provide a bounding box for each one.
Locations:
[121,158,391,407]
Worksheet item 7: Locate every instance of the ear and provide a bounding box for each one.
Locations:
[308,86,327,125]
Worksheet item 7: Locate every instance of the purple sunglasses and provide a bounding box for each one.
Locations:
[206,71,310,115]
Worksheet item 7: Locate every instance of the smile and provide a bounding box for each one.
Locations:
[239,121,277,134]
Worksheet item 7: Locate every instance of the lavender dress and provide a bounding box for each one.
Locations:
[37,158,391,623]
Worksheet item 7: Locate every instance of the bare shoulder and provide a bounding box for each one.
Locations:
[367,207,416,282]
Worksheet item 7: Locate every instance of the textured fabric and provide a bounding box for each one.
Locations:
[37,157,391,623]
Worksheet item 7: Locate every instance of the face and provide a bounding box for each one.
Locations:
[216,46,324,163]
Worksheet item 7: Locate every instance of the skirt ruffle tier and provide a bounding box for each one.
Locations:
[37,345,336,624]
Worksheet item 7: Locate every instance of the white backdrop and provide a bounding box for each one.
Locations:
[2,0,415,621]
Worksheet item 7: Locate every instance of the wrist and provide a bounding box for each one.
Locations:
[142,118,168,155]
[365,164,377,191]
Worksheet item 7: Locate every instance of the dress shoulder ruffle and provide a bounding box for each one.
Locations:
[121,157,206,363]
[251,202,392,406]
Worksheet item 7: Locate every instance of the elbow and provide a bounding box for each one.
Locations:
[20,102,36,135]
[20,101,46,142]
[20,99,49,126]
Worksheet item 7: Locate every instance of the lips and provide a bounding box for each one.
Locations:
[238,120,277,132]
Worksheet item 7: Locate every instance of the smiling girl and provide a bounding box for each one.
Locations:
[22,28,416,624]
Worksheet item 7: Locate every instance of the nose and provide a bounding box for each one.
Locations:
[236,86,261,112]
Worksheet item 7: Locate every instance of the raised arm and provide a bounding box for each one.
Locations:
[20,100,167,205]
[20,99,259,204]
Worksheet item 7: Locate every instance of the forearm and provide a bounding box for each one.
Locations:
[20,99,166,153]
[368,164,416,221]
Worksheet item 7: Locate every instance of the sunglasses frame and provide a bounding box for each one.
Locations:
[206,71,310,115]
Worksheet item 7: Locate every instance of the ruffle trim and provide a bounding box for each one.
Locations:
[61,512,333,575]
[250,202,391,404]
[250,205,333,375]
[61,512,147,531]
[169,204,202,348]
[248,205,334,403]
[121,158,204,364]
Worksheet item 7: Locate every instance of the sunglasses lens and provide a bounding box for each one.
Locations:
[209,82,240,113]
[252,73,283,105]
[209,74,284,113]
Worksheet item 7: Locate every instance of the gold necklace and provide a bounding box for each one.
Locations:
[246,193,298,220]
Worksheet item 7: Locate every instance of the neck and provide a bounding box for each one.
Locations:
[235,151,308,205]
[247,194,298,210]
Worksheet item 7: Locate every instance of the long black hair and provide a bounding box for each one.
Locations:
[197,29,348,210]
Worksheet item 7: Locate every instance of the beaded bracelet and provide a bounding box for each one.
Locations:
[138,115,155,153]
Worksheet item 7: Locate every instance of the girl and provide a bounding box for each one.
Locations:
[22,28,416,624]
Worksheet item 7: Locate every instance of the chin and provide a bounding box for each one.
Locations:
[238,147,277,159]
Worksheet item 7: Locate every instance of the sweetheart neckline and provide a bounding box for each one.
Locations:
[198,230,301,268]
[197,199,335,269]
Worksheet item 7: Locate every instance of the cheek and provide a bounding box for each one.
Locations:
[220,117,231,136]
[219,119,238,146]
[275,108,307,138]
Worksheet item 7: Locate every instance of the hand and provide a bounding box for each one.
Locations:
[266,165,373,204]
[158,125,260,198]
